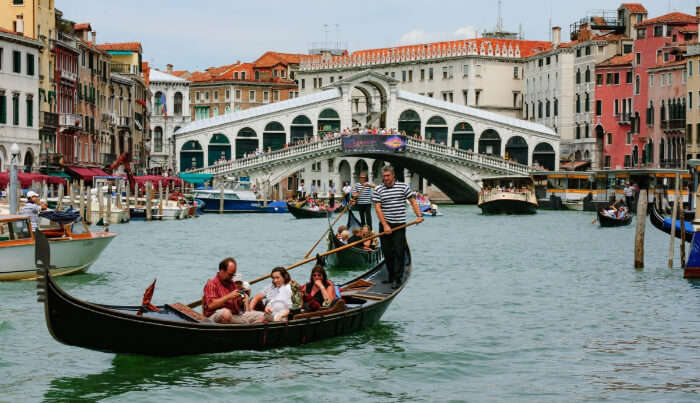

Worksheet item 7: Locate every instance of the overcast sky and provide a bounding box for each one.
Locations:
[56,0,698,72]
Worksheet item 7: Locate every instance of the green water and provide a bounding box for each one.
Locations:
[2,207,700,402]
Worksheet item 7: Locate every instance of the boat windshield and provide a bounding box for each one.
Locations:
[1,219,32,241]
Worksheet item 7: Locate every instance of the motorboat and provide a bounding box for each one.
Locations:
[478,176,538,214]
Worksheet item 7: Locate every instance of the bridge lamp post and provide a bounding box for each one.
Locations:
[9,143,20,214]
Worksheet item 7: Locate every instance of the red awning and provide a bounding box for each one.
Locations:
[66,166,99,182]
[89,167,110,177]
[0,172,66,188]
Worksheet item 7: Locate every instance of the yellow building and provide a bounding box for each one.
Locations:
[687,42,700,160]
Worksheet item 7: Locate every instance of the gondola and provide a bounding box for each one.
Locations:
[597,210,633,227]
[35,230,410,356]
[286,202,335,219]
[326,209,383,269]
[649,202,694,243]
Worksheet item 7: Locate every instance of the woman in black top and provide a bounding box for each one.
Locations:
[301,265,336,312]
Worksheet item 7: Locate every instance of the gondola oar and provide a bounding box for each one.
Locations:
[187,219,421,309]
[302,200,351,258]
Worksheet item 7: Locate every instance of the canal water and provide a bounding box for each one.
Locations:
[2,207,700,402]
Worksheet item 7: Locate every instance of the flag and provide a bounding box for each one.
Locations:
[137,278,160,316]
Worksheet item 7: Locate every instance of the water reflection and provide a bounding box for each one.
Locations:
[43,323,402,401]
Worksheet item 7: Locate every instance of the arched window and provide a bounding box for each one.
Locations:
[635,75,640,94]
[263,121,285,151]
[153,126,163,152]
[318,108,340,138]
[584,92,590,112]
[576,94,581,113]
[236,128,258,159]
[545,99,550,117]
[398,109,421,137]
[174,92,183,116]
[208,133,231,165]
[554,98,558,116]
[291,115,313,143]
[154,91,164,115]
[585,66,591,83]
[505,136,528,164]
[425,116,447,144]
[576,69,581,84]
[453,122,474,150]
[478,129,501,156]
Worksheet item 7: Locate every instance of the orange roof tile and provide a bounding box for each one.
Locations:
[620,3,647,13]
[596,53,634,67]
[171,70,188,77]
[254,51,305,68]
[74,23,92,31]
[0,26,29,38]
[97,42,142,53]
[637,12,699,27]
[188,71,213,82]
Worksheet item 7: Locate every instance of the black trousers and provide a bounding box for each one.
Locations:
[379,223,406,282]
[357,203,372,230]
[329,195,335,208]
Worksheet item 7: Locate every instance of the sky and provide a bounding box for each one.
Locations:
[56,0,700,72]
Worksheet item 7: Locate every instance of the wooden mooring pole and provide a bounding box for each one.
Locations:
[634,189,648,269]
[146,181,153,221]
[219,186,224,214]
[668,174,680,269]
[680,199,686,268]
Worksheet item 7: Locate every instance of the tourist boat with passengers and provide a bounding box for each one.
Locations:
[0,214,115,281]
[649,202,694,242]
[193,178,288,214]
[596,209,633,227]
[326,209,383,269]
[478,175,537,214]
[35,230,411,356]
[287,201,336,219]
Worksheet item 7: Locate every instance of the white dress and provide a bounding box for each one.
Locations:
[263,283,292,321]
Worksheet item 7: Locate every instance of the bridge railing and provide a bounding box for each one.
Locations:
[189,137,342,175]
[405,138,531,175]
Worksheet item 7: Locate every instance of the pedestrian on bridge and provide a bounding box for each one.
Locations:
[352,172,375,230]
[373,165,423,289]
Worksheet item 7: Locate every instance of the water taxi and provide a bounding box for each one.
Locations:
[0,214,115,281]
[478,176,537,214]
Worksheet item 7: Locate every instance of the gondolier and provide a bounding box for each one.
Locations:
[352,172,375,230]
[373,165,423,289]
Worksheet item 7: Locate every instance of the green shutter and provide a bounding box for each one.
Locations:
[26,98,32,127]
[13,51,21,73]
[0,95,6,123]
[27,54,34,76]
[78,83,82,99]
[13,96,19,125]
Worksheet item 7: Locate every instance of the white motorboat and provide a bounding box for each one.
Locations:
[0,214,116,280]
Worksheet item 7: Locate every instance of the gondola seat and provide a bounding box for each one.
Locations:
[292,299,346,320]
[167,303,211,323]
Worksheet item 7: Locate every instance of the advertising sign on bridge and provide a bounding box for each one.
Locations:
[341,135,407,153]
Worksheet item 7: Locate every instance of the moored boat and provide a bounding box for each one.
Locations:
[597,209,633,227]
[35,230,411,356]
[478,176,537,215]
[326,209,383,269]
[649,202,694,242]
[1,214,115,281]
[287,202,336,219]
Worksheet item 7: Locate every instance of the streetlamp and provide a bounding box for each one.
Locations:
[9,143,20,214]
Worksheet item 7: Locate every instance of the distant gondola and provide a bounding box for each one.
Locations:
[649,202,694,243]
[287,202,335,219]
[597,210,633,227]
[35,231,410,356]
[326,209,383,269]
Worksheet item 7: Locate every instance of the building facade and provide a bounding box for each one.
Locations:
[0,27,42,172]
[686,42,700,159]
[149,66,190,172]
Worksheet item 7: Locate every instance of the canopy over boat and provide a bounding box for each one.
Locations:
[35,230,411,356]
[178,173,213,184]
[0,171,66,188]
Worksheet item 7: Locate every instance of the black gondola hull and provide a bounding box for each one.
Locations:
[287,202,334,219]
[479,199,537,215]
[597,210,633,227]
[649,202,694,243]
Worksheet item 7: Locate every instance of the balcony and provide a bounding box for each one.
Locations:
[617,113,631,125]
[40,111,59,129]
[59,113,82,128]
[118,116,130,128]
[40,152,63,168]
[661,119,685,132]
[60,69,77,82]
[111,63,139,75]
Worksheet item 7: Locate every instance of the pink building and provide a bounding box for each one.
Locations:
[595,53,634,168]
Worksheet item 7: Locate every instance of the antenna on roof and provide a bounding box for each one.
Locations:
[323,24,329,46]
[335,24,340,50]
[497,0,503,32]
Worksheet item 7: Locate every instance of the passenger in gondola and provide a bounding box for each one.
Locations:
[203,257,265,324]
[617,206,628,218]
[336,225,347,241]
[248,267,294,321]
[301,264,336,312]
[348,227,362,244]
[340,230,350,244]
[360,225,375,250]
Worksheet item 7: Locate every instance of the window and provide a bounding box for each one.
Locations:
[402,70,407,82]
[585,46,591,56]
[263,91,269,103]
[235,89,241,100]
[429,67,434,80]
[576,94,581,113]
[637,28,646,39]
[330,76,334,83]
[408,70,412,81]
[614,99,619,115]
[195,91,200,101]
[691,61,695,76]
[225,89,230,100]
[614,72,620,85]
[205,91,210,100]
[12,93,19,125]
[554,98,558,116]
[240,71,245,80]
[545,99,550,117]
[635,53,641,65]
[513,66,519,79]
[596,100,602,116]
[301,78,305,89]
[585,123,589,138]
[623,44,633,54]
[0,48,3,71]
[273,90,279,101]
[585,67,591,82]
[390,72,395,79]
[576,69,581,84]
[576,48,582,58]
[475,65,481,77]
[12,51,21,73]
[584,93,590,112]
[421,68,426,80]
[0,92,5,123]
[249,90,255,102]
[649,73,654,87]
[26,95,32,127]
[654,25,663,37]
[546,56,551,65]
[606,73,613,85]
[635,75,640,95]
[690,92,693,109]
[26,54,34,76]
[576,124,581,139]
[607,133,612,145]
[596,74,603,85]
[254,71,260,80]
[213,90,218,100]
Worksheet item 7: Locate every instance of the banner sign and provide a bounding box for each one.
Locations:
[341,135,407,153]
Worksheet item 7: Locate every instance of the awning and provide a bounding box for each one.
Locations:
[560,160,591,171]
[66,166,99,182]
[89,168,109,177]
[48,172,71,180]
[178,173,213,184]
[0,171,66,187]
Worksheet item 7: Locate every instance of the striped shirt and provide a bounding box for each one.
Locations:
[373,182,414,224]
[352,182,374,205]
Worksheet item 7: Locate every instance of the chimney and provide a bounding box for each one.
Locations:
[167,64,173,73]
[552,26,561,48]
[91,31,96,43]
[14,15,24,35]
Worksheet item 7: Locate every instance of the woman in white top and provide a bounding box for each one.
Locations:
[249,267,293,321]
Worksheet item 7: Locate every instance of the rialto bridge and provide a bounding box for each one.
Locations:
[174,71,559,203]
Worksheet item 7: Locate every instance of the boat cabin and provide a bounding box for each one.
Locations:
[479,176,536,203]
[0,215,34,245]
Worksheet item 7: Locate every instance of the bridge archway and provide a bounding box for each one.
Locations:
[318,108,340,138]
[425,116,448,144]
[479,129,501,156]
[505,136,528,165]
[348,77,389,129]
[453,122,474,150]
[291,115,313,144]
[236,128,258,159]
[398,109,420,137]
[180,140,203,171]
[354,159,369,183]
[263,122,285,152]
[338,159,351,185]
[533,142,555,170]
[371,159,384,183]
[208,133,231,165]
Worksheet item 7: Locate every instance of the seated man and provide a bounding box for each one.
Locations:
[347,227,362,244]
[336,225,347,241]
[203,257,264,324]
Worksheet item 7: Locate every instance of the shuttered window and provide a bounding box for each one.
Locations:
[0,94,6,123]
[12,51,21,73]
[26,97,32,127]
[26,53,34,76]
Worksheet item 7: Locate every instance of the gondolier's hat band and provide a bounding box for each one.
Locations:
[27,191,39,198]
